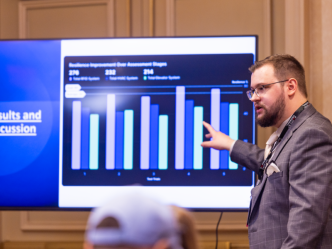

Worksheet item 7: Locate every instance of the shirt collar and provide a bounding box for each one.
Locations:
[266,115,292,146]
[276,115,292,137]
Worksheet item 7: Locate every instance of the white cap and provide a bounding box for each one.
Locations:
[86,192,183,249]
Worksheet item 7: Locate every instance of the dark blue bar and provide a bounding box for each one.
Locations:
[150,104,159,169]
[220,102,229,169]
[184,100,194,169]
[115,111,124,170]
[81,108,90,170]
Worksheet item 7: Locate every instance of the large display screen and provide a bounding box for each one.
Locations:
[0,36,256,210]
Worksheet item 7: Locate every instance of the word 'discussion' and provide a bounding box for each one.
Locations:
[0,110,42,136]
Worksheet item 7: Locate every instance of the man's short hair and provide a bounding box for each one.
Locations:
[249,54,307,97]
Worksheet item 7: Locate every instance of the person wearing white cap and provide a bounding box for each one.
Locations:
[84,192,196,249]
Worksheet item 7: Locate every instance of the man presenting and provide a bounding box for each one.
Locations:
[202,54,332,248]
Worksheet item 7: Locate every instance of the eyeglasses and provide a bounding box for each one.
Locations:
[246,79,288,100]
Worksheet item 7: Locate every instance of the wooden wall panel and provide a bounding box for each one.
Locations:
[1,242,83,249]
[174,0,270,59]
[20,212,89,232]
[155,0,167,36]
[285,0,305,65]
[17,211,248,233]
[141,0,150,36]
[166,0,175,36]
[287,0,332,121]
[18,0,115,39]
[0,0,19,39]
[131,0,144,36]
[0,211,2,243]
[27,5,108,38]
[320,0,332,121]
[271,0,285,54]
[1,211,84,242]
[114,0,128,37]
[309,0,323,114]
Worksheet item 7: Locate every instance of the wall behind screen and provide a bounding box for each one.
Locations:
[1,0,332,248]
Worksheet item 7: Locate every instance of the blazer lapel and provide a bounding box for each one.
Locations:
[271,104,316,162]
[247,104,316,224]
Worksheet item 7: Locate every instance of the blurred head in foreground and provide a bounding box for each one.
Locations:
[84,193,199,249]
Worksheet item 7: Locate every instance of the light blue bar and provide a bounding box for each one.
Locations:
[71,101,81,170]
[89,114,99,170]
[175,86,185,170]
[140,96,150,169]
[158,115,168,170]
[210,88,220,170]
[124,110,134,170]
[106,94,115,169]
[193,107,203,170]
[229,103,239,170]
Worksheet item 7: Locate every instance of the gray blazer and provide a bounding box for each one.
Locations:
[231,104,332,248]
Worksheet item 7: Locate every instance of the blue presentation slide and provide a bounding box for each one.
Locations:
[0,41,60,207]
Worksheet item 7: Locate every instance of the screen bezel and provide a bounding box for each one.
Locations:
[0,35,258,211]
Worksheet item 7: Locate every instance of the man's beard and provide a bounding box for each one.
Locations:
[256,93,286,127]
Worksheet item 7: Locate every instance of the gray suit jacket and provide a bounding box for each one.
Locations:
[231,104,332,248]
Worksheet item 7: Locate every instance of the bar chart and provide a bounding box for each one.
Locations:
[139,87,204,171]
[62,53,254,187]
[71,102,103,170]
[70,86,240,172]
[140,96,169,170]
[71,95,134,171]
[105,94,134,170]
[210,88,239,170]
[175,86,204,170]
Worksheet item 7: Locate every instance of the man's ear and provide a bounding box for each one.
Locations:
[286,78,298,97]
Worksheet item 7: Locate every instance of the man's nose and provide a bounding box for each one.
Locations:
[250,91,260,102]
